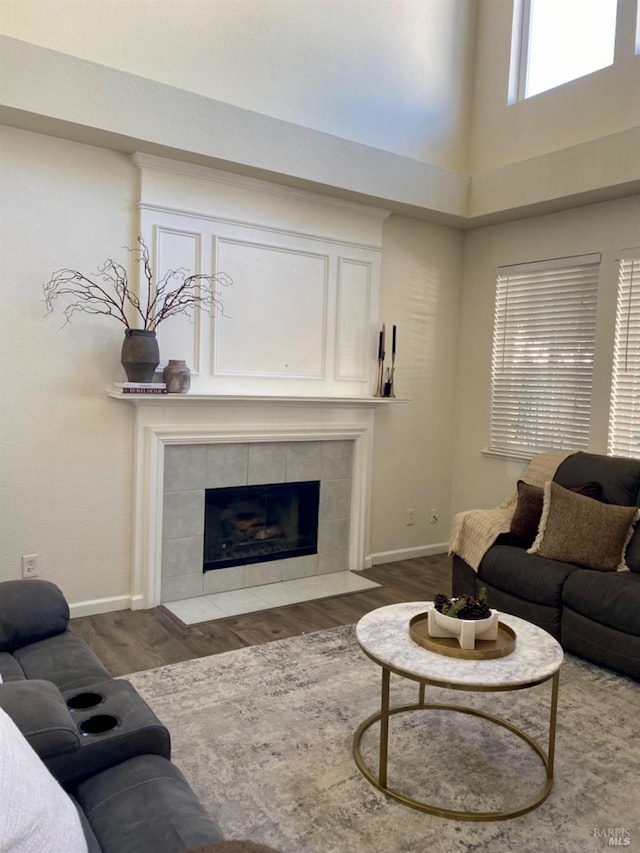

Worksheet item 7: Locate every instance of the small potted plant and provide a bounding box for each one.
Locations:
[43,237,232,383]
[428,588,499,649]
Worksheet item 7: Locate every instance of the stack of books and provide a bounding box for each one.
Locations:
[113,382,167,395]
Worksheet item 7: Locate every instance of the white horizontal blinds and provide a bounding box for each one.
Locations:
[490,254,600,456]
[608,254,640,459]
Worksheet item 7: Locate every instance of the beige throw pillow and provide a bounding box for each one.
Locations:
[528,481,639,571]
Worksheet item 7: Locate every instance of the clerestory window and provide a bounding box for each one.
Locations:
[510,0,618,102]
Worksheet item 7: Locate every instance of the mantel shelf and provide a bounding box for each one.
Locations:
[107,391,410,407]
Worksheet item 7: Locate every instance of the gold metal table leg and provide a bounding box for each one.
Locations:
[547,670,559,779]
[378,667,390,787]
[353,671,560,822]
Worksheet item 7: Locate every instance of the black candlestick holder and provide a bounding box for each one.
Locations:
[383,353,396,397]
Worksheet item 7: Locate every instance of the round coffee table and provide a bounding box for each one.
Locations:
[353,602,564,821]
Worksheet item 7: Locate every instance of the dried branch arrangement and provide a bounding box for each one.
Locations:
[43,237,232,330]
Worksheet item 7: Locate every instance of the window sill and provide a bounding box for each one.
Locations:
[481,448,534,464]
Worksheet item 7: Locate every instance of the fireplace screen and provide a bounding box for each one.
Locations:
[203,480,320,571]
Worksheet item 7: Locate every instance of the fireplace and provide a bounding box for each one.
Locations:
[119,395,381,608]
[156,435,358,602]
[111,155,389,611]
[204,480,320,571]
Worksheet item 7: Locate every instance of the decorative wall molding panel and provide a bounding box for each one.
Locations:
[134,154,390,397]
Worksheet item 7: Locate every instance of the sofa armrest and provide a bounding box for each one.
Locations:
[0,579,70,651]
[451,555,477,598]
[73,754,224,852]
[0,651,26,682]
[0,679,80,758]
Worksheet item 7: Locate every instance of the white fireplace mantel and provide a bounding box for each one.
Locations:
[107,392,407,407]
[117,393,408,609]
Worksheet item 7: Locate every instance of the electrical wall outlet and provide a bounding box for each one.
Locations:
[22,554,39,578]
[406,508,415,526]
[430,509,439,524]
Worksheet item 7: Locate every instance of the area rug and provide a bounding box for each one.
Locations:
[126,625,639,853]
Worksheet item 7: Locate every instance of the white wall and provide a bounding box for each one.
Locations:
[0,34,471,224]
[452,194,640,516]
[0,0,476,173]
[0,126,137,607]
[370,215,463,559]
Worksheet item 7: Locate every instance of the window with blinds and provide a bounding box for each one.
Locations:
[490,254,600,457]
[608,253,640,459]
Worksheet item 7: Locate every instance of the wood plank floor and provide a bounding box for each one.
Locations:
[70,554,452,677]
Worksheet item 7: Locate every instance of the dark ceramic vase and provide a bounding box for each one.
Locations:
[163,359,191,393]
[120,329,160,383]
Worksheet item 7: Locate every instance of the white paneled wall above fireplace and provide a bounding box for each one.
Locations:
[134,154,390,397]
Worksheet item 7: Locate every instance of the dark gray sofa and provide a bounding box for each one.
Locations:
[0,578,226,852]
[452,452,640,680]
[0,577,112,689]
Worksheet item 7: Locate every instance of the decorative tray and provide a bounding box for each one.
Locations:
[409,612,516,660]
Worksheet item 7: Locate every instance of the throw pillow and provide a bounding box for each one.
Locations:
[0,707,88,853]
[509,481,545,546]
[528,481,640,571]
[510,479,602,547]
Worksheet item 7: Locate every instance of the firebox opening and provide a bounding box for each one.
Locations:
[203,480,320,572]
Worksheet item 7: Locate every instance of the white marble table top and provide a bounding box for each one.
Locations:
[356,602,563,689]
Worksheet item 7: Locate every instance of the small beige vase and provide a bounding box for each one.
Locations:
[162,359,191,393]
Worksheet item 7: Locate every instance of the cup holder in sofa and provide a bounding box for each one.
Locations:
[66,691,105,711]
[79,714,120,736]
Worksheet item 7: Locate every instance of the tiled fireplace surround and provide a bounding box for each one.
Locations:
[125,397,379,610]
[161,439,353,603]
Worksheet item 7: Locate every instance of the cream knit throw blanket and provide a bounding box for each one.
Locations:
[449,449,576,571]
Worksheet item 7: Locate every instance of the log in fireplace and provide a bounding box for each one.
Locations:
[203,481,320,572]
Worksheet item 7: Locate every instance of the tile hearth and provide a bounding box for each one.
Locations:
[163,570,380,625]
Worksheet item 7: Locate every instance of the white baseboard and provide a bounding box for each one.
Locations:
[367,544,450,566]
[68,595,132,619]
[67,547,450,616]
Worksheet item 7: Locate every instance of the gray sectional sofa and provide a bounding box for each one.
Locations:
[452,452,640,680]
[0,579,277,853]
